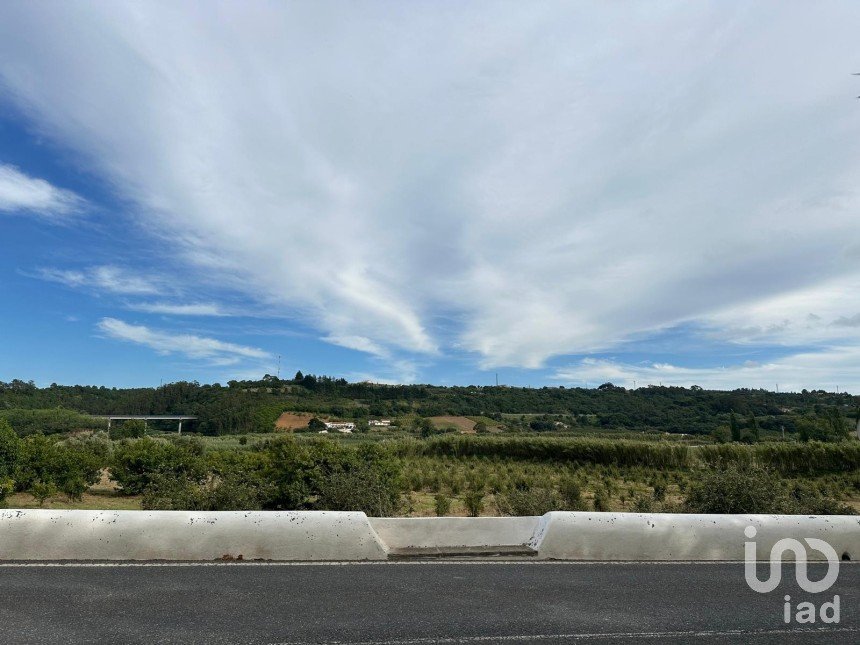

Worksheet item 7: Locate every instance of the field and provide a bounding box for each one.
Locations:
[4,430,857,517]
[429,416,476,433]
[274,412,315,431]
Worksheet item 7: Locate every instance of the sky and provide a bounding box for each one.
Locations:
[1,1,859,391]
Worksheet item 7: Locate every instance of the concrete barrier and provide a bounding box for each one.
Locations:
[369,516,539,556]
[531,512,860,561]
[0,510,388,561]
[2,510,856,561]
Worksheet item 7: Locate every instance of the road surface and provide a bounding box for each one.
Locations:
[0,561,856,644]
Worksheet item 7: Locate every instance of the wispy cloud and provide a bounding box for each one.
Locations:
[124,301,229,317]
[553,348,860,392]
[97,317,270,363]
[0,163,85,219]
[35,266,162,295]
[1,3,860,384]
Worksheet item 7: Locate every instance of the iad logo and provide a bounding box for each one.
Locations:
[744,525,841,624]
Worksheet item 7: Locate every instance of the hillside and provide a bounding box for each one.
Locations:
[1,375,858,439]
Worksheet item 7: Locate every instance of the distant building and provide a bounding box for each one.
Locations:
[324,421,355,433]
[369,419,391,427]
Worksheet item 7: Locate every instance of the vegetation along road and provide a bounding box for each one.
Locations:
[1,376,859,517]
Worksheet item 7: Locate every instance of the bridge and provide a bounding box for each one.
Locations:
[94,415,197,433]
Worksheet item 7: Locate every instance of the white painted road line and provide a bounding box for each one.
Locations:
[271,626,860,644]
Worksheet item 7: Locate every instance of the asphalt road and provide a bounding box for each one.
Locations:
[0,561,856,644]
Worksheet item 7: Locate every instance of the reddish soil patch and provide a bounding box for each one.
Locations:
[275,412,315,431]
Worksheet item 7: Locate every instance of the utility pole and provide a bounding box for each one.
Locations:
[277,355,281,379]
[495,373,498,387]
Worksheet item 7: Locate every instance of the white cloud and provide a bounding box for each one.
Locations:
[125,301,228,316]
[693,275,860,351]
[97,317,270,362]
[0,164,84,219]
[36,266,162,295]
[1,3,860,376]
[553,349,860,392]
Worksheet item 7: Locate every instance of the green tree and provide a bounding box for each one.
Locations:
[729,412,741,442]
[824,408,851,442]
[747,413,760,443]
[307,417,326,432]
[31,480,57,507]
[712,426,731,444]
[0,419,21,483]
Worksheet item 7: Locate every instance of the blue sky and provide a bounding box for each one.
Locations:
[1,2,860,391]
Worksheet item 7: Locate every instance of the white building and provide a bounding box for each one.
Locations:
[369,419,391,427]
[324,421,355,433]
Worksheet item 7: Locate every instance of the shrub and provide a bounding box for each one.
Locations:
[109,419,147,440]
[685,464,854,515]
[31,480,57,507]
[788,481,856,515]
[110,438,206,495]
[0,476,13,506]
[0,409,106,436]
[463,489,484,517]
[60,477,88,501]
[496,487,561,516]
[684,464,796,514]
[632,495,653,512]
[434,493,452,516]
[260,438,402,514]
[315,457,402,516]
[592,489,611,512]
[409,436,691,469]
[142,471,265,511]
[559,476,588,511]
[15,434,103,495]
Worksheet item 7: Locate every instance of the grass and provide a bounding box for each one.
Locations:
[4,490,142,510]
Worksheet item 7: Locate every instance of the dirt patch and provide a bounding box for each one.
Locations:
[429,416,477,434]
[275,412,315,431]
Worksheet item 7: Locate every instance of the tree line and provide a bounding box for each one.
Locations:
[2,376,858,437]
